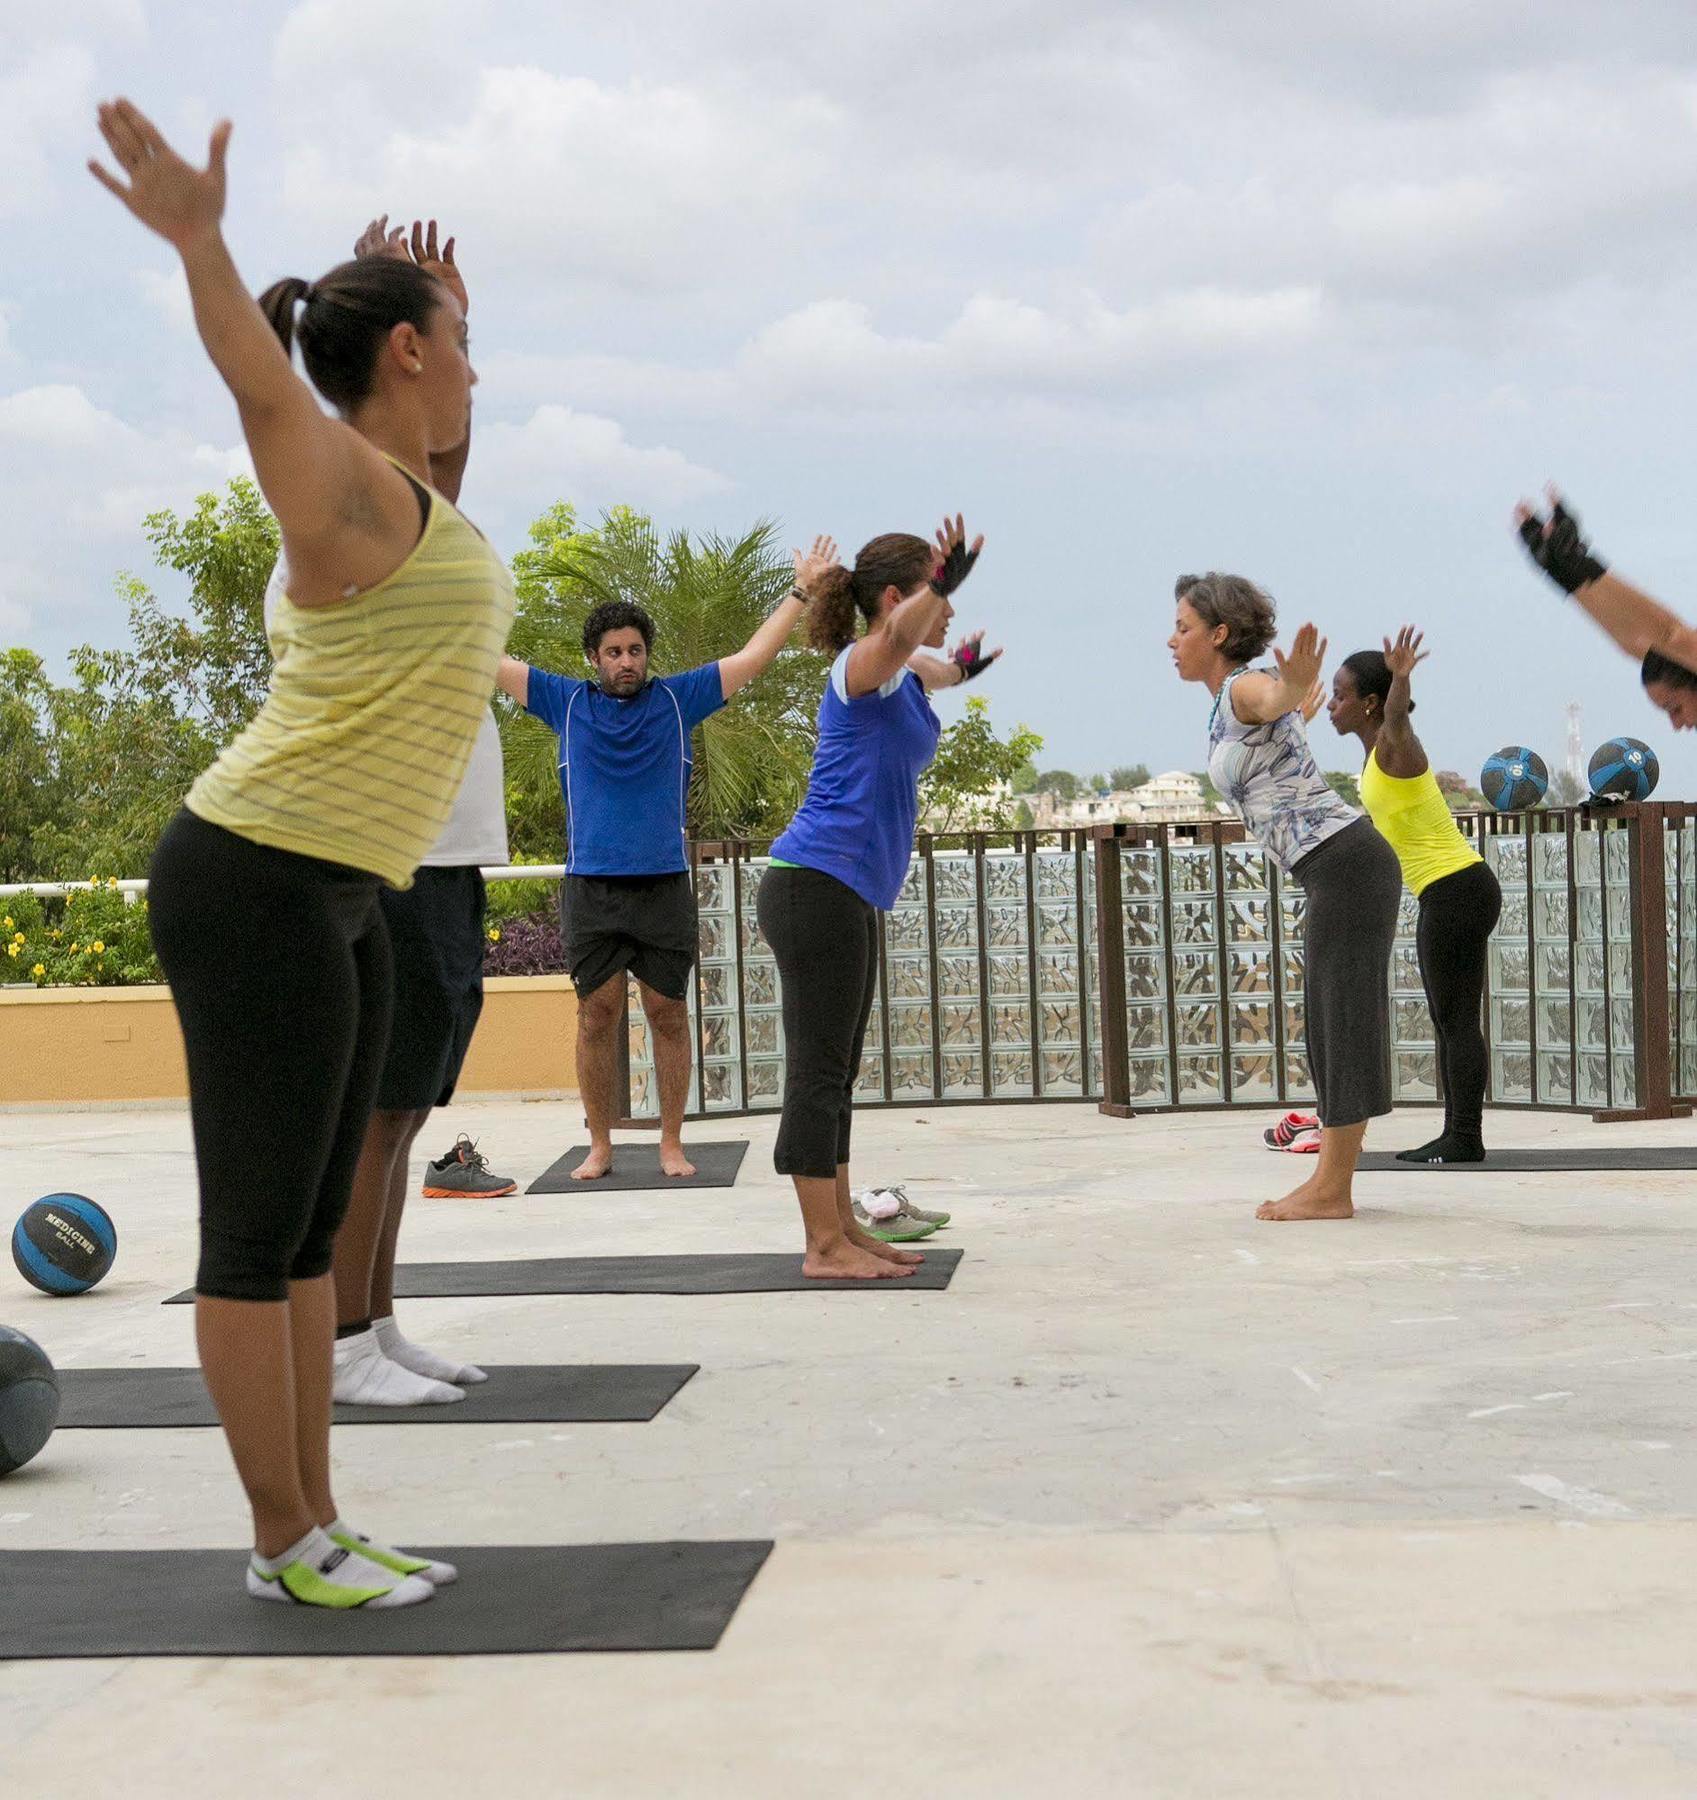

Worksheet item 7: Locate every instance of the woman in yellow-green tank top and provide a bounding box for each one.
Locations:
[93,97,508,1610]
[1326,628,1502,1165]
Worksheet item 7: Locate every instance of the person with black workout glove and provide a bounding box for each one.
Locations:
[758,516,1000,1280]
[1516,488,1697,729]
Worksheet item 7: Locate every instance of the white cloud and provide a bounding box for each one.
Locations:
[465,404,731,524]
[134,265,194,334]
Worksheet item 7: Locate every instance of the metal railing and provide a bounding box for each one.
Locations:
[7,809,1690,1126]
[623,805,1692,1126]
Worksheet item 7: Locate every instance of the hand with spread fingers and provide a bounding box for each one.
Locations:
[88,98,231,251]
[929,514,983,598]
[1299,679,1325,726]
[1514,488,1607,595]
[950,630,1002,684]
[1381,625,1429,682]
[792,534,840,601]
[354,215,466,315]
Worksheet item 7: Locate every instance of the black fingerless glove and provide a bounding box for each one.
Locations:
[930,538,980,598]
[1519,500,1608,594]
[952,639,995,683]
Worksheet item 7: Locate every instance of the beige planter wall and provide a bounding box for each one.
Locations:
[0,977,577,1107]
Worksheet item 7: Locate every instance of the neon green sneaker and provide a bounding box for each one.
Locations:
[870,1183,951,1228]
[330,1522,458,1587]
[247,1527,434,1609]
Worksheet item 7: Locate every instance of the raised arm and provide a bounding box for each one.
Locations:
[496,657,530,706]
[907,631,1003,693]
[1516,491,1697,677]
[717,536,831,699]
[356,216,472,502]
[89,102,382,558]
[1375,625,1429,778]
[1229,623,1327,724]
[844,515,983,698]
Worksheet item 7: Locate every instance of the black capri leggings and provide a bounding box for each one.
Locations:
[148,809,394,1302]
[1294,817,1403,1128]
[756,864,879,1180]
[1416,860,1503,1137]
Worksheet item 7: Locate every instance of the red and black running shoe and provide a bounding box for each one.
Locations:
[1262,1111,1319,1151]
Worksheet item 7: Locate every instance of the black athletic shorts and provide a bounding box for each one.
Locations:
[560,872,697,1001]
[375,865,487,1111]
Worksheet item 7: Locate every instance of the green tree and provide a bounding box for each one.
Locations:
[920,698,1044,833]
[502,503,827,852]
[1037,768,1079,802]
[1192,769,1223,807]
[1323,769,1361,808]
[1435,769,1485,812]
[1010,760,1038,797]
[1110,764,1150,792]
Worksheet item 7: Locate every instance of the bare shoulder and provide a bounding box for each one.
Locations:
[280,427,429,608]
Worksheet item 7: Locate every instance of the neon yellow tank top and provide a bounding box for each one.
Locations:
[187,468,514,888]
[1358,746,1481,898]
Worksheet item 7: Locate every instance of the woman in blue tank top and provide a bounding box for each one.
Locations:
[760,517,999,1280]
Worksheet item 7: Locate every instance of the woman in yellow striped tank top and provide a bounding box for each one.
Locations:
[1326,628,1502,1165]
[92,99,510,1610]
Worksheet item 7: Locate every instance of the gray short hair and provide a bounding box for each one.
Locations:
[1174,572,1277,663]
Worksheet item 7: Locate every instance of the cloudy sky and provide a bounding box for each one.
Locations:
[9,1,1697,795]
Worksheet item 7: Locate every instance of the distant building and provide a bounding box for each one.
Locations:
[1032,770,1225,829]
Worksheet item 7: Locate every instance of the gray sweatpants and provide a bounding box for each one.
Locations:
[1293,817,1402,1127]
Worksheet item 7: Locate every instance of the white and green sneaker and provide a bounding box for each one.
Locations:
[330,1521,458,1587]
[852,1191,939,1244]
[867,1183,951,1228]
[247,1526,435,1609]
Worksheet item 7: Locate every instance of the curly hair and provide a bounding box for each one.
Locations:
[582,598,655,660]
[1174,572,1278,663]
[808,534,935,653]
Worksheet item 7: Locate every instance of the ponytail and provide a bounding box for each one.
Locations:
[808,532,934,654]
[254,257,446,412]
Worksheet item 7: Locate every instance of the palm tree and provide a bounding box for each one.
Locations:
[499,504,827,857]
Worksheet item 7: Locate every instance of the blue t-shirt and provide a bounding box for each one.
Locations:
[770,648,941,910]
[524,664,726,875]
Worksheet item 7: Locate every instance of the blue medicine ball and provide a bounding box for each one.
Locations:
[1588,736,1659,801]
[11,1194,117,1296]
[0,1325,59,1475]
[1481,745,1549,812]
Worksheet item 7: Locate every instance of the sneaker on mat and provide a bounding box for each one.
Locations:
[421,1133,518,1198]
[852,1192,939,1244]
[866,1183,951,1228]
[1262,1111,1319,1150]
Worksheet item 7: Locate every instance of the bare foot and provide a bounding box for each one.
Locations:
[847,1224,924,1267]
[659,1142,697,1178]
[803,1242,916,1280]
[570,1145,615,1181]
[1257,1185,1354,1221]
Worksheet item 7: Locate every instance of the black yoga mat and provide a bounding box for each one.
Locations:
[55,1363,697,1429]
[0,1541,772,1658]
[396,1246,965,1297]
[527,1139,749,1193]
[1359,1146,1697,1173]
[166,1247,963,1304]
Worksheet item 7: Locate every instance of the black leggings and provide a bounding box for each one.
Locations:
[756,865,879,1180]
[1416,860,1503,1137]
[148,809,394,1302]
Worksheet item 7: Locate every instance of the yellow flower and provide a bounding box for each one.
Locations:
[92,940,105,954]
[31,963,44,978]
[89,877,100,888]
[6,944,17,958]
[107,877,119,889]
[11,931,22,944]
[69,942,79,953]
[2,916,11,929]
[487,927,502,942]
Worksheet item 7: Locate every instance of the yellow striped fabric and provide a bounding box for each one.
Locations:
[187,475,514,888]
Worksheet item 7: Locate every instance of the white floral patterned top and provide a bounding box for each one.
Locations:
[1207,665,1357,877]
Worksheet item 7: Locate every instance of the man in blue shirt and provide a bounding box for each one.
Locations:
[498,552,828,1176]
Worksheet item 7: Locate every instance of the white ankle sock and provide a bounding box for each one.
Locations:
[333,1329,464,1406]
[373,1314,488,1385]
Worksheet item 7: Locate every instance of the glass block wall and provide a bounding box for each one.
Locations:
[1669,814,1697,1096]
[618,813,1661,1124]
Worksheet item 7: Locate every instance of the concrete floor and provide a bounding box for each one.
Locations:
[1,1098,1694,1797]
